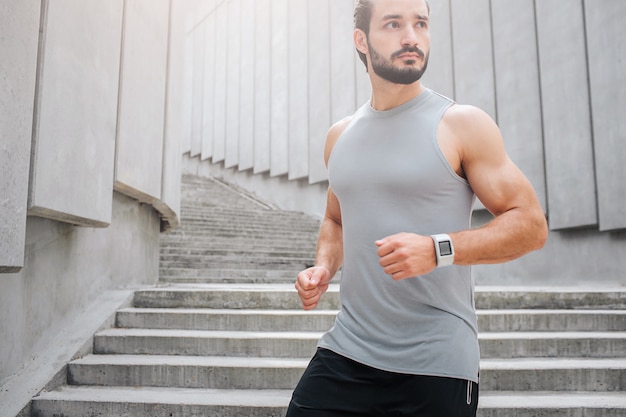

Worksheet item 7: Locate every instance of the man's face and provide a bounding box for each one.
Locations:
[365,0,431,84]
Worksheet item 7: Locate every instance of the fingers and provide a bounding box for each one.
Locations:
[295,267,330,310]
[375,233,436,280]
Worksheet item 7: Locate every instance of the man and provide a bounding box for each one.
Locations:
[287,0,548,416]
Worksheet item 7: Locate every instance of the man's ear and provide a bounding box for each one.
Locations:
[354,29,368,55]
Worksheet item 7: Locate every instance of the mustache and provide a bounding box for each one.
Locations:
[391,46,425,60]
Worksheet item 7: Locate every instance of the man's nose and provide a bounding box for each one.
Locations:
[401,27,419,47]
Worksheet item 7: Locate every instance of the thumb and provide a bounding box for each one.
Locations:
[309,266,330,285]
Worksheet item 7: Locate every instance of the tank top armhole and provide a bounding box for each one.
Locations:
[432,101,471,186]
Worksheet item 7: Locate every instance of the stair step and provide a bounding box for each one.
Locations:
[478,391,626,417]
[159,248,315,257]
[93,328,626,358]
[478,309,626,331]
[132,284,340,310]
[31,386,626,417]
[116,308,338,332]
[116,307,626,332]
[157,269,310,284]
[131,284,626,310]
[478,331,626,358]
[32,386,291,417]
[68,355,626,392]
[68,355,307,389]
[478,358,626,391]
[93,328,322,358]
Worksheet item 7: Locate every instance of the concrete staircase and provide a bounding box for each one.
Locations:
[31,175,626,416]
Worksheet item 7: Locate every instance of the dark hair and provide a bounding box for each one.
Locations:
[354,0,430,69]
[354,0,374,68]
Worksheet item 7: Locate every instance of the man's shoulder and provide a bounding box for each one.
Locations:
[331,115,354,131]
[441,103,497,135]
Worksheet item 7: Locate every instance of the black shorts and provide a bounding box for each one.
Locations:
[286,348,478,417]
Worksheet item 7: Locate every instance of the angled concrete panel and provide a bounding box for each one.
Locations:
[270,0,289,177]
[238,0,255,172]
[159,0,185,229]
[330,0,357,123]
[0,0,40,272]
[536,0,597,230]
[159,0,181,230]
[288,0,309,181]
[450,0,496,118]
[253,0,271,174]
[29,0,124,227]
[180,33,193,155]
[189,24,205,157]
[422,0,454,98]
[114,0,169,204]
[585,0,626,231]
[212,5,227,163]
[201,1,216,161]
[307,0,331,184]
[225,0,241,169]
[491,0,546,212]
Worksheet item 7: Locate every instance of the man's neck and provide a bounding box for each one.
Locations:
[369,79,425,111]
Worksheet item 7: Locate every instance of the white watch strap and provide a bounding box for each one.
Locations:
[431,233,454,267]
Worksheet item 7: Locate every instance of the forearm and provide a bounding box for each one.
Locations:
[314,216,344,278]
[451,206,547,265]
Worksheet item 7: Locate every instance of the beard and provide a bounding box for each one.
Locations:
[368,42,429,85]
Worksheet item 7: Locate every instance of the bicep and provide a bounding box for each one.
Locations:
[467,154,538,217]
[457,108,538,216]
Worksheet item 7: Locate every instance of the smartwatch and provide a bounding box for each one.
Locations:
[431,234,454,267]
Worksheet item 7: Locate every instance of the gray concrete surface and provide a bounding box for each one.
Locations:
[0,1,41,272]
[0,193,160,392]
[114,0,170,204]
[28,0,124,227]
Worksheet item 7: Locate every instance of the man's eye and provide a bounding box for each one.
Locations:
[385,21,400,29]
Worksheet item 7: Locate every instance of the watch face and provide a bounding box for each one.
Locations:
[438,241,453,256]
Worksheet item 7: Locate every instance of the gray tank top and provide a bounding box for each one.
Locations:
[319,89,479,383]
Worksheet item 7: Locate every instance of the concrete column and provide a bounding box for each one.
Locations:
[270,0,289,177]
[225,0,241,170]
[114,0,170,205]
[288,0,309,181]
[28,0,124,227]
[307,0,331,185]
[421,0,455,99]
[0,1,41,272]
[253,0,271,174]
[238,0,255,171]
[450,0,496,119]
[201,1,217,162]
[536,0,597,230]
[585,0,626,231]
[491,0,547,211]
[212,5,227,163]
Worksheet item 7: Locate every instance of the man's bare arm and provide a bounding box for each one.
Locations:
[448,105,548,265]
[295,118,350,309]
[377,105,547,280]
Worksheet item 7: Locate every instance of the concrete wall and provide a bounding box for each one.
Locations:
[0,0,183,412]
[182,0,626,286]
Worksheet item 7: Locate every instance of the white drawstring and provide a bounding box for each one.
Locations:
[466,380,472,405]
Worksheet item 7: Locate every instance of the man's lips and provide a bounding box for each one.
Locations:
[397,53,421,60]
[391,47,425,61]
